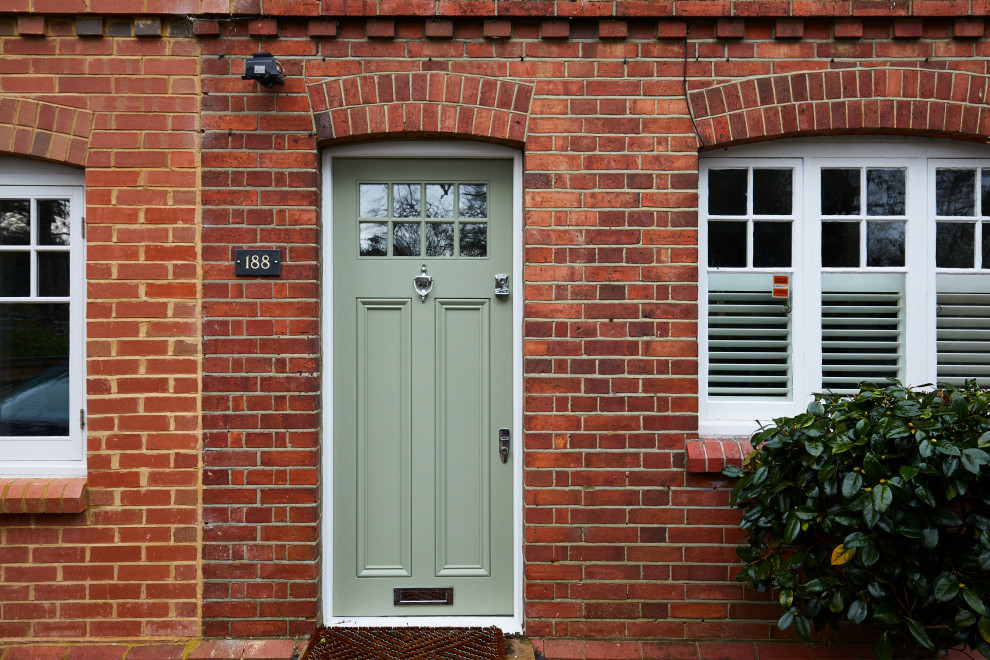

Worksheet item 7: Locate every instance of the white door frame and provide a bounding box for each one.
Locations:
[320,141,524,632]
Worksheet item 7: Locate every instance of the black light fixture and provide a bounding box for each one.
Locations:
[242,51,284,88]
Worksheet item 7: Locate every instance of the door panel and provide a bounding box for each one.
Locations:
[332,158,513,616]
[355,299,412,577]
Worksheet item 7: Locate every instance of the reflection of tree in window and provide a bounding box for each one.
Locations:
[426,184,454,218]
[866,169,905,216]
[38,199,70,245]
[459,185,487,218]
[866,221,905,267]
[426,224,454,257]
[0,200,30,245]
[393,223,420,257]
[359,223,387,256]
[460,223,487,257]
[936,169,976,217]
[393,184,421,218]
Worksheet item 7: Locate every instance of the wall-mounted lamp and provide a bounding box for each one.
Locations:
[242,51,284,88]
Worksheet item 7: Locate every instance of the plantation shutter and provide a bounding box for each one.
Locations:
[821,273,904,393]
[936,273,990,387]
[707,273,791,398]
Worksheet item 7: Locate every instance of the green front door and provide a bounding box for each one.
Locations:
[332,158,514,616]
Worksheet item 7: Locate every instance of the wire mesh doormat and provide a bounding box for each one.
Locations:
[301,626,505,660]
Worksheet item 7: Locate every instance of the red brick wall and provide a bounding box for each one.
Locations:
[6,2,990,654]
[0,16,202,640]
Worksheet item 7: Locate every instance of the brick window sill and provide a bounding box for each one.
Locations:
[686,438,754,474]
[0,478,88,514]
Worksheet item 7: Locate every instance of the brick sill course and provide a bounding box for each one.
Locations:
[686,437,754,474]
[0,477,87,514]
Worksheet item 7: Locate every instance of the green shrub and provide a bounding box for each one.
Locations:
[724,382,990,658]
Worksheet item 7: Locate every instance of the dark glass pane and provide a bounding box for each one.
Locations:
[753,169,792,215]
[459,184,487,219]
[460,223,487,257]
[936,222,975,269]
[707,169,747,216]
[708,220,747,267]
[359,184,387,218]
[982,171,990,217]
[822,222,860,267]
[936,168,976,216]
[426,184,455,218]
[38,253,70,296]
[393,223,421,256]
[821,169,860,215]
[392,184,421,218]
[0,199,30,246]
[37,200,70,246]
[0,303,70,436]
[866,221,905,267]
[866,169,905,216]
[426,223,454,257]
[0,253,30,297]
[359,223,387,256]
[753,221,792,267]
[983,222,990,269]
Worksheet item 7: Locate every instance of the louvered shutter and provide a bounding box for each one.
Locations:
[821,273,904,393]
[707,273,791,398]
[936,273,990,387]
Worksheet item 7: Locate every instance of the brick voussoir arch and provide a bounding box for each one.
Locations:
[308,72,534,145]
[689,68,990,148]
[0,96,93,166]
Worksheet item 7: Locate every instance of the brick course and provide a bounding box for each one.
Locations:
[3,4,990,659]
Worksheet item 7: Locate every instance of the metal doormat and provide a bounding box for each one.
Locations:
[301,626,505,660]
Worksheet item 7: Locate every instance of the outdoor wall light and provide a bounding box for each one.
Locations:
[242,51,284,87]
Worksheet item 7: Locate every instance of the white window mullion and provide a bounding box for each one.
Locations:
[904,158,933,387]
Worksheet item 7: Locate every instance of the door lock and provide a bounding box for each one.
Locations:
[498,428,510,464]
[494,274,509,297]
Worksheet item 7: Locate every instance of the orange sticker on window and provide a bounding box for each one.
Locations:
[772,274,790,298]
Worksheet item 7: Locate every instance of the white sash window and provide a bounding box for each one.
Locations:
[700,139,990,435]
[0,158,85,476]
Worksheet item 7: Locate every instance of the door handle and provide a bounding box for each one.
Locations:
[498,428,510,464]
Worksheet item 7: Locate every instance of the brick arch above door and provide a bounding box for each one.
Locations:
[0,96,93,166]
[307,72,534,146]
[689,68,990,148]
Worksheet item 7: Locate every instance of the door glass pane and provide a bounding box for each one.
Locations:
[393,223,421,256]
[936,223,975,269]
[359,184,388,218]
[460,223,487,257]
[0,199,30,245]
[426,223,454,257]
[707,169,747,216]
[866,221,905,267]
[0,253,29,297]
[866,169,905,216]
[822,222,860,267]
[426,184,455,218]
[753,221,791,267]
[0,302,70,436]
[821,168,860,215]
[37,200,70,246]
[708,220,747,267]
[359,223,387,256]
[936,168,976,216]
[38,252,70,296]
[753,169,792,215]
[393,184,421,218]
[459,184,488,219]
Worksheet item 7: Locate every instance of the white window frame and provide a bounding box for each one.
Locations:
[700,138,990,436]
[0,157,86,476]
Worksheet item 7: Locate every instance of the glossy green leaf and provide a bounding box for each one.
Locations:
[842,472,863,498]
[906,617,934,651]
[964,588,988,617]
[783,512,801,543]
[979,431,990,448]
[922,526,939,549]
[979,616,990,644]
[872,484,893,514]
[848,599,868,624]
[956,610,977,628]
[794,615,811,641]
[934,573,959,602]
[779,589,793,608]
[874,603,900,624]
[808,401,825,416]
[875,633,893,660]
[778,610,794,631]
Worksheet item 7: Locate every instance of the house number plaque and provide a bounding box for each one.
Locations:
[234,249,281,276]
